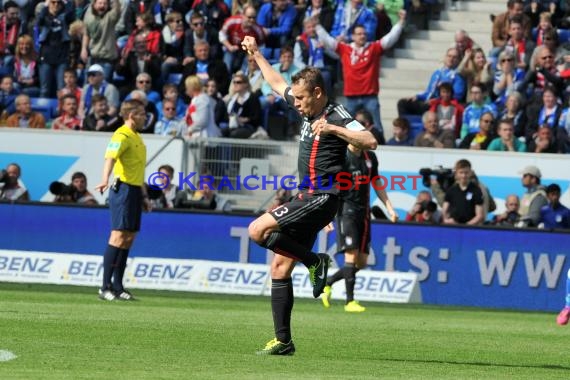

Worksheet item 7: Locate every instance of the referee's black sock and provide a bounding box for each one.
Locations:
[102,244,121,290]
[263,231,319,268]
[113,249,130,293]
[271,278,294,343]
[344,263,357,303]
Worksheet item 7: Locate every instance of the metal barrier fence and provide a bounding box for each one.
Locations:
[187,137,299,212]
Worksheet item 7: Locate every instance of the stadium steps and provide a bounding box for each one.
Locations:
[378,0,504,138]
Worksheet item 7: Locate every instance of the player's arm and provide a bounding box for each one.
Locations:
[313,119,377,150]
[373,185,398,222]
[241,36,288,98]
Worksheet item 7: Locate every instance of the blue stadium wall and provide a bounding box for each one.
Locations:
[0,202,567,312]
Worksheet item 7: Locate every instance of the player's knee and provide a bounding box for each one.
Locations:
[270,255,293,278]
[248,220,265,243]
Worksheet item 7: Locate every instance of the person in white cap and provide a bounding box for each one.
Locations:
[518,165,548,227]
[78,63,120,118]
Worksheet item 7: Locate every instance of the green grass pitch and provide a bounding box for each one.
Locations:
[0,282,568,379]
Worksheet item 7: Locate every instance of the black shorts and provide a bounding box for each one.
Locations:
[336,208,370,254]
[109,181,142,232]
[269,192,339,249]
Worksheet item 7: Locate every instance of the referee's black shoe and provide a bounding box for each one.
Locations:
[309,253,330,298]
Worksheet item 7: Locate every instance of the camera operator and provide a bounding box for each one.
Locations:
[492,194,521,226]
[0,163,30,201]
[50,172,98,205]
[145,164,179,209]
[422,166,496,216]
[442,159,484,225]
[406,199,441,224]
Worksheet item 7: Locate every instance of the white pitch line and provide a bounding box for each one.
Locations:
[0,350,17,362]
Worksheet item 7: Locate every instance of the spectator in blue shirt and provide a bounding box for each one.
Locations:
[330,0,378,42]
[397,47,466,116]
[540,183,570,229]
[257,0,297,50]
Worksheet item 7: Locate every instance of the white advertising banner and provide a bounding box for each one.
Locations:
[0,128,186,203]
[0,250,421,304]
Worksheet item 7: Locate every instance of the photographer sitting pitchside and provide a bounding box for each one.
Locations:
[50,171,98,205]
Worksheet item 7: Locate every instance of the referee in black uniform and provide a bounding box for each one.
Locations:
[95,99,151,301]
[242,36,377,355]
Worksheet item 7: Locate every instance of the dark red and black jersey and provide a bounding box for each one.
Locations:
[341,150,378,211]
[284,87,364,194]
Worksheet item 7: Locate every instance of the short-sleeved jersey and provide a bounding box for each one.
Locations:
[284,87,364,194]
[444,182,483,224]
[105,125,146,186]
[341,150,378,211]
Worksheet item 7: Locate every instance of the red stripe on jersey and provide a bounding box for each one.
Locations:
[308,134,320,194]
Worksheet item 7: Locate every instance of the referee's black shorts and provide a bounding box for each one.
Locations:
[269,191,339,249]
[109,181,143,232]
[336,208,370,254]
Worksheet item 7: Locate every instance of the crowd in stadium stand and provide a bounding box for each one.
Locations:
[1,0,570,227]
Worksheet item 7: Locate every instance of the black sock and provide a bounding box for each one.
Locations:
[344,264,357,303]
[327,266,345,286]
[102,245,121,290]
[113,249,130,293]
[271,278,294,343]
[263,231,318,268]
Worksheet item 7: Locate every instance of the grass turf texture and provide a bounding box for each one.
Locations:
[0,283,568,379]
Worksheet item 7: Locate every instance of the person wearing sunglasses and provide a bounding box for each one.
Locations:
[517,46,565,106]
[493,50,523,110]
[134,72,160,103]
[160,11,185,86]
[182,12,222,66]
[222,73,261,138]
[154,98,184,136]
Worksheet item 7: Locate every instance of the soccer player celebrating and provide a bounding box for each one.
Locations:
[242,35,377,355]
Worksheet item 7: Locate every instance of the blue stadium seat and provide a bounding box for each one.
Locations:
[403,114,423,140]
[558,29,570,43]
[167,73,183,85]
[30,97,59,120]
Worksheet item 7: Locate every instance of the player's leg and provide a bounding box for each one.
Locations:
[257,254,297,355]
[344,214,370,313]
[249,193,336,297]
[557,268,570,325]
[249,210,319,269]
